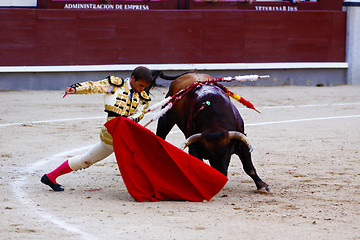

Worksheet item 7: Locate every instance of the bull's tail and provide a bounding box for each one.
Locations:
[159,70,197,80]
[145,70,166,94]
[151,70,164,80]
[146,70,196,93]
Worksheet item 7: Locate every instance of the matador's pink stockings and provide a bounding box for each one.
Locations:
[46,160,72,184]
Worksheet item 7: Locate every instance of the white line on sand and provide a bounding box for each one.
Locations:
[11,145,98,240]
[245,115,360,127]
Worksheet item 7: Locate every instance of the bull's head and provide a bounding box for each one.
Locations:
[181,130,253,176]
[182,131,253,152]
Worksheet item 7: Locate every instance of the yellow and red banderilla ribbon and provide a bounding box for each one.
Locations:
[227,91,261,113]
[212,82,261,113]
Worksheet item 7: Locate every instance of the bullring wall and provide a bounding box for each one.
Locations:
[0,1,349,88]
[0,9,346,66]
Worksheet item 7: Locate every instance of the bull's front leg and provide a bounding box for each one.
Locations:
[234,143,272,193]
[156,113,175,140]
[188,145,201,160]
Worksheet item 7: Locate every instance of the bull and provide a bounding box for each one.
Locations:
[156,72,271,193]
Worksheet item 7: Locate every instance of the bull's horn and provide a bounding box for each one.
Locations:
[229,131,253,152]
[181,133,202,150]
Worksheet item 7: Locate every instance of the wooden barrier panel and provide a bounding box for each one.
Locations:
[0,9,346,66]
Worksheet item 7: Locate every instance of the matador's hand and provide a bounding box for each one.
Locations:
[63,87,76,98]
[65,87,76,94]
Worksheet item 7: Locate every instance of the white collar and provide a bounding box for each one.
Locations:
[126,78,133,91]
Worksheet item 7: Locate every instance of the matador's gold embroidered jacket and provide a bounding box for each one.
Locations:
[70,76,151,145]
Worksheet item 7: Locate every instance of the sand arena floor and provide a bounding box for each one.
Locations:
[1,84,360,239]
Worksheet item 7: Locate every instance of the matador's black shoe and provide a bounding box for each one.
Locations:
[41,174,64,191]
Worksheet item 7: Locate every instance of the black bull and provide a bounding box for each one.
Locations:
[155,72,271,193]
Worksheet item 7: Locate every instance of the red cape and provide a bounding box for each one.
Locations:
[105,117,228,202]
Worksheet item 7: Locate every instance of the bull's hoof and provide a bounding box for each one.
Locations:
[255,186,272,194]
